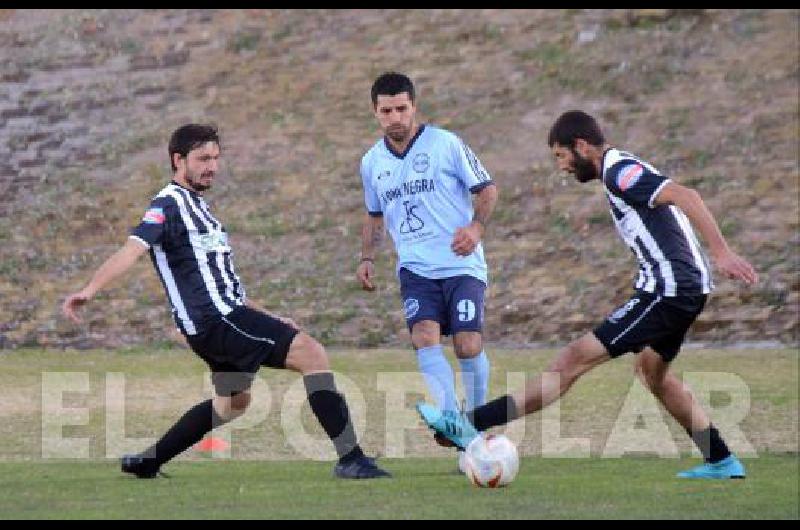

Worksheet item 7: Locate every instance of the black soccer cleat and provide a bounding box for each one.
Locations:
[120,454,163,479]
[333,455,391,479]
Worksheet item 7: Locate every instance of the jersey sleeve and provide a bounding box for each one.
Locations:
[451,135,494,193]
[130,195,173,248]
[605,161,670,208]
[360,156,383,216]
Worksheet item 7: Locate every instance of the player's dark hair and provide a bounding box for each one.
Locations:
[547,110,605,148]
[371,72,415,107]
[168,124,220,171]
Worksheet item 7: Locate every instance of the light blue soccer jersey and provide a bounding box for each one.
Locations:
[360,124,494,283]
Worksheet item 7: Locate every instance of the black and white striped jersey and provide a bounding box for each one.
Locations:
[130,181,245,335]
[601,148,713,296]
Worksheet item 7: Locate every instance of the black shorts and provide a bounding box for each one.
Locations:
[185,306,299,396]
[398,267,486,337]
[593,291,707,362]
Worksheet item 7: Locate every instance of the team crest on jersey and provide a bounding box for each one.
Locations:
[412,153,429,173]
[617,164,644,191]
[142,207,165,224]
[403,298,420,319]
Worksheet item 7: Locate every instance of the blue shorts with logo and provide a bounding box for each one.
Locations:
[398,267,486,336]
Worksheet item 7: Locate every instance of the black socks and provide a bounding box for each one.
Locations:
[144,399,224,469]
[139,373,365,471]
[303,372,364,463]
[688,424,731,463]
[470,399,733,464]
[468,394,518,432]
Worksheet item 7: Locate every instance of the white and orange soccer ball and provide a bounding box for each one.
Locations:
[463,434,520,488]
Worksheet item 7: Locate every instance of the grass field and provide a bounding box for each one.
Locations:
[1,456,797,519]
[0,347,797,519]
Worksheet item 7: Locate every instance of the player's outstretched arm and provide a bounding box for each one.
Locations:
[653,182,758,285]
[62,238,149,323]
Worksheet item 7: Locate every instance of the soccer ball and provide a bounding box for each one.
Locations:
[463,434,519,488]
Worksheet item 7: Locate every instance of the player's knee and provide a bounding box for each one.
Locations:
[453,334,482,358]
[286,332,330,374]
[213,393,250,422]
[230,391,252,413]
[411,325,439,349]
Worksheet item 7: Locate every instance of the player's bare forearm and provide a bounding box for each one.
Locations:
[471,183,498,235]
[84,238,148,297]
[357,213,383,291]
[653,181,758,283]
[451,185,497,256]
[361,213,384,260]
[64,238,147,323]
[654,182,728,256]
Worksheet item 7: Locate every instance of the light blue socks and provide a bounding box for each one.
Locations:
[416,344,458,412]
[458,351,490,412]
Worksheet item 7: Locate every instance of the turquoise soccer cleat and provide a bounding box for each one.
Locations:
[677,455,746,479]
[415,401,479,450]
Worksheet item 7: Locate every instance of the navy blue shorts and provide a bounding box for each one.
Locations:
[398,267,486,336]
[593,291,707,363]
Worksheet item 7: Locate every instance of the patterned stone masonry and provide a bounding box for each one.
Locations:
[0,9,220,213]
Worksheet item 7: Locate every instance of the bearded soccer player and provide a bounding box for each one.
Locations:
[64,124,390,480]
[417,110,758,480]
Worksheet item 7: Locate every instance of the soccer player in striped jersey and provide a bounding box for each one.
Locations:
[357,73,498,471]
[417,110,758,480]
[63,124,389,480]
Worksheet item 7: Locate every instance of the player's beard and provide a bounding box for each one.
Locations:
[386,123,410,143]
[186,169,213,192]
[571,148,599,183]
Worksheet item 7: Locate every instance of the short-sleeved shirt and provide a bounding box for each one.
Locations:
[360,124,494,284]
[601,148,714,296]
[130,181,245,335]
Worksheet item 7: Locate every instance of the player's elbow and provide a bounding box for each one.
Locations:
[679,186,704,210]
[682,186,702,202]
[662,183,702,208]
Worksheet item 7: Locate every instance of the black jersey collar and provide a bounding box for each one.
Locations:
[384,124,426,160]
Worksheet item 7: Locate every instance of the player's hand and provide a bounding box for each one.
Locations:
[712,248,759,285]
[451,222,483,256]
[357,260,376,291]
[63,289,92,324]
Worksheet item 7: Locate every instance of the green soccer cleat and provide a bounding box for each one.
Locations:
[677,455,746,479]
[415,401,479,450]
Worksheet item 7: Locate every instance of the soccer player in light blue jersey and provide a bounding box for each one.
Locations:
[356,72,499,468]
